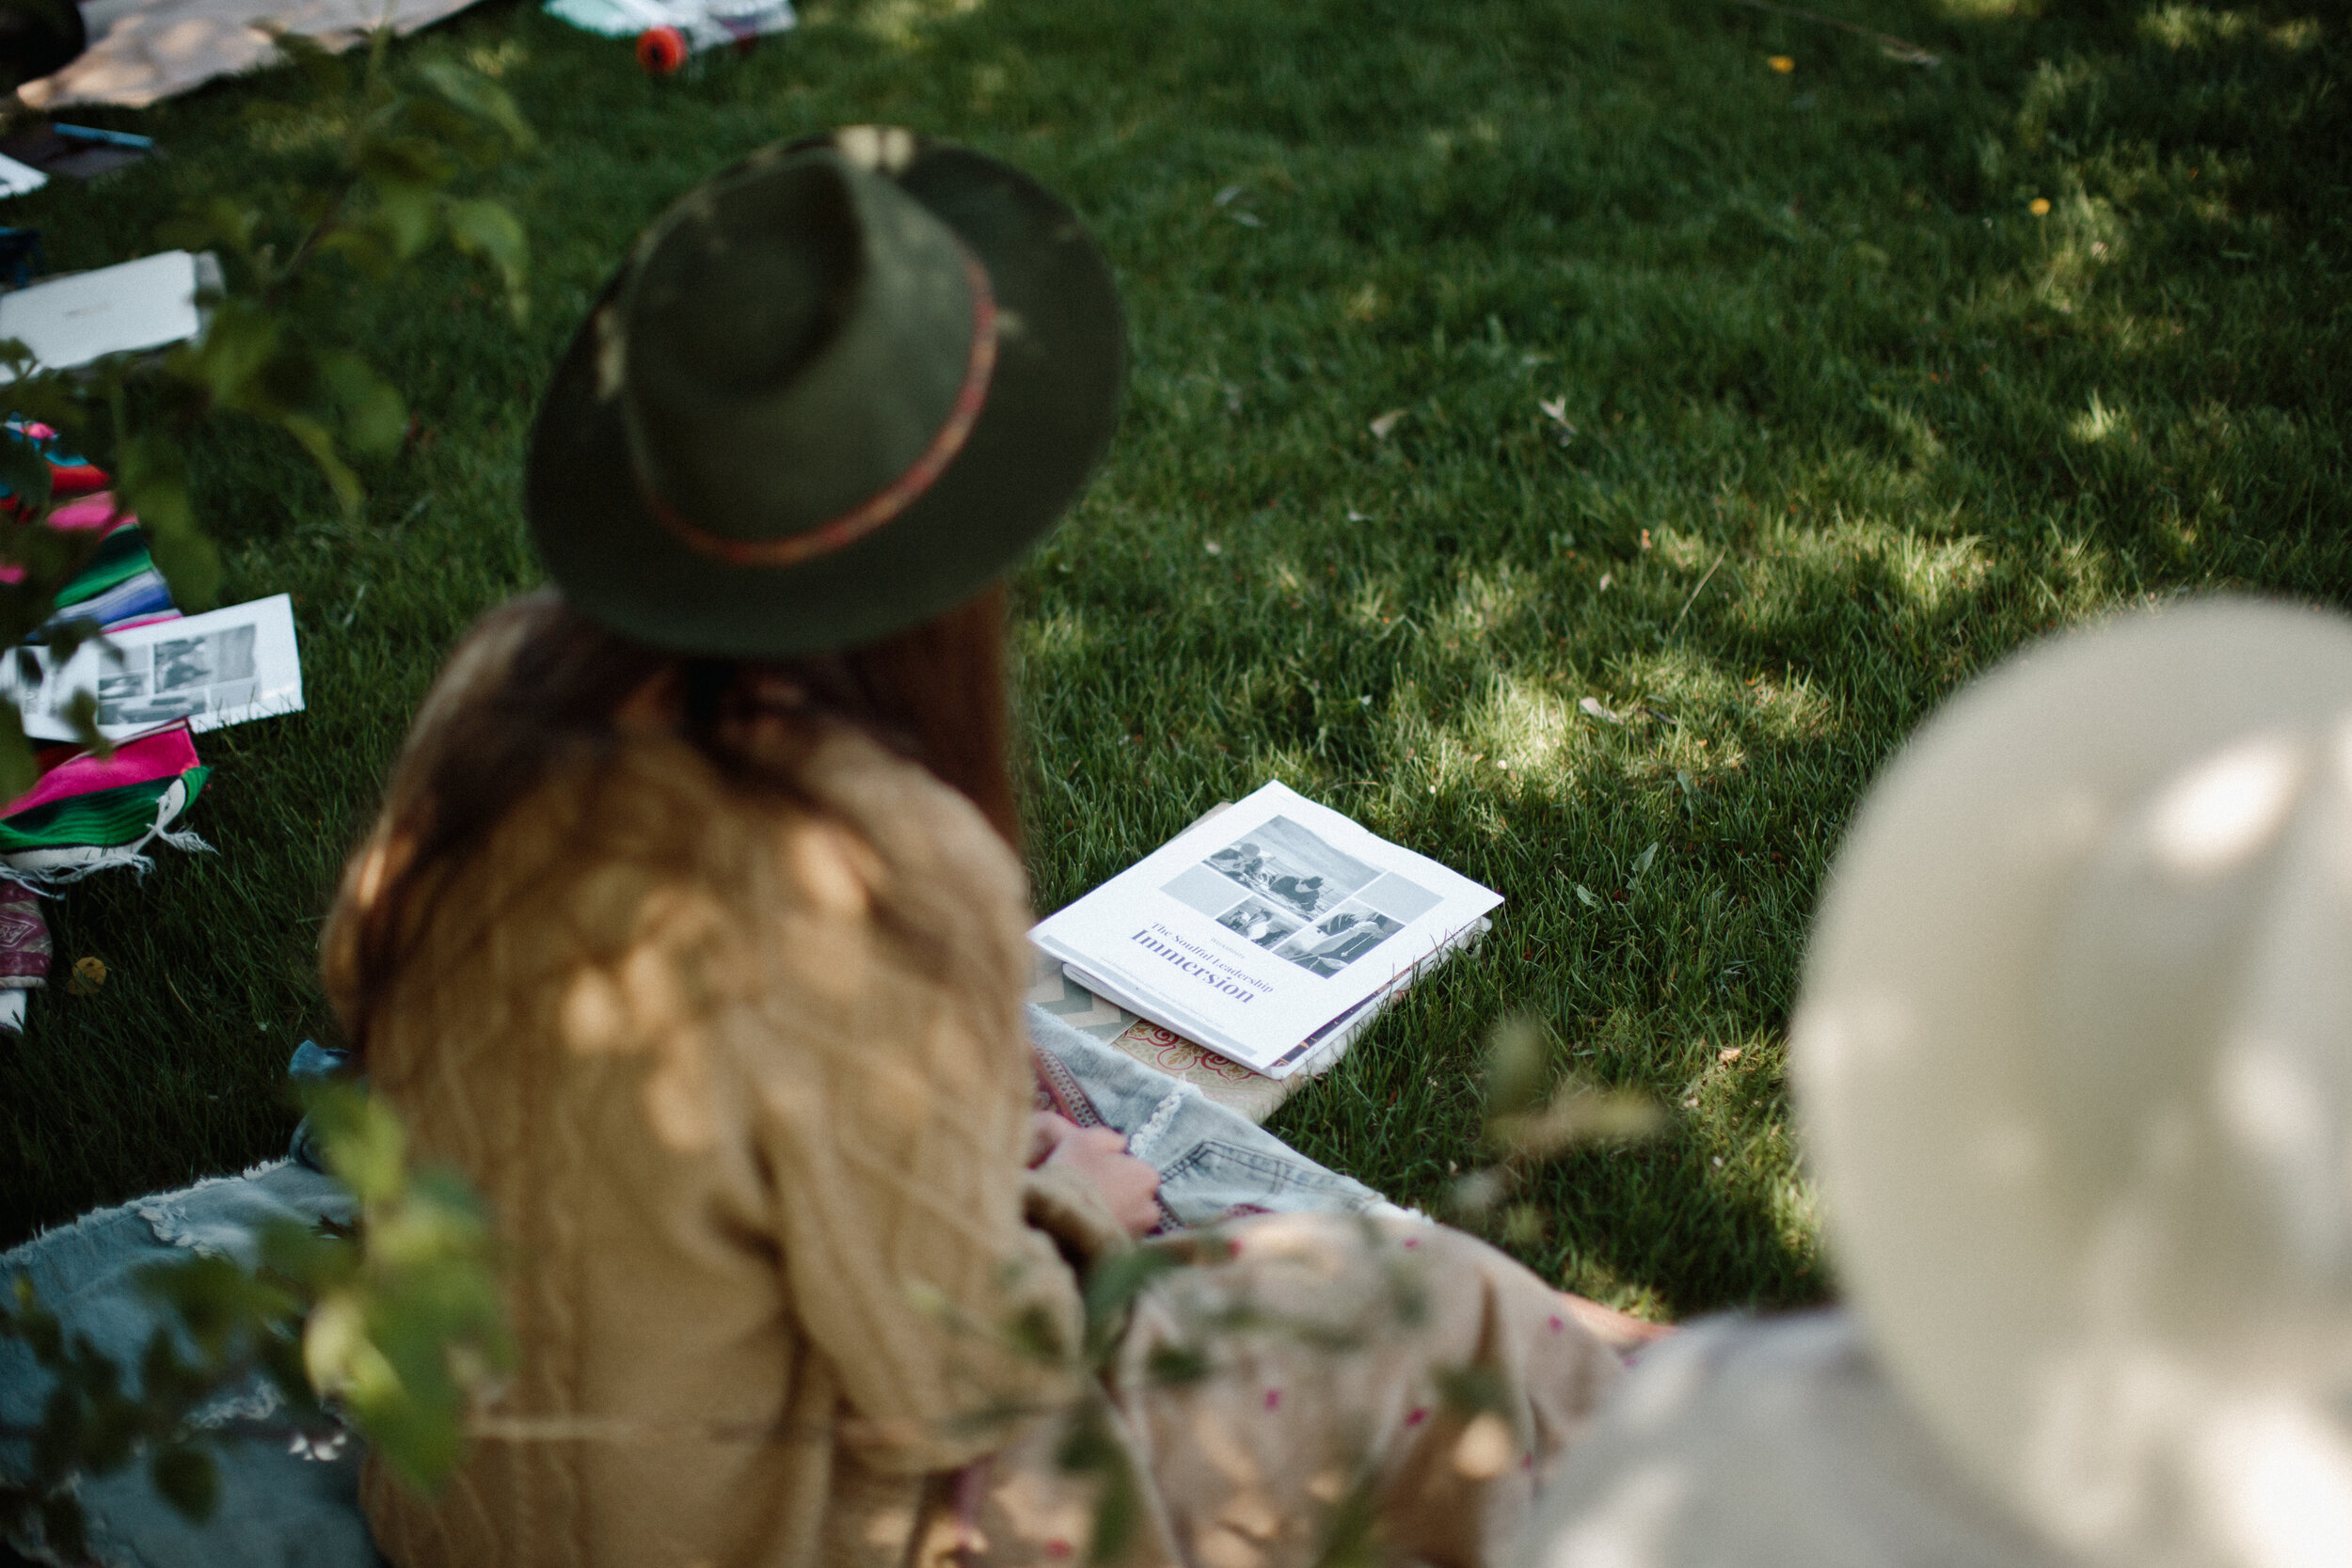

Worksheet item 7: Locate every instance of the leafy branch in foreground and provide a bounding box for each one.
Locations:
[0,1082,511,1563]
[0,22,532,797]
[935,1021,1647,1568]
[1450,1017,1665,1245]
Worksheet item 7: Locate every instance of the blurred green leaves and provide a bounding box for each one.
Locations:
[1451,1017,1663,1237]
[444,199,530,315]
[0,1081,509,1558]
[0,15,535,1465]
[153,27,534,502]
[0,19,532,800]
[288,1085,511,1489]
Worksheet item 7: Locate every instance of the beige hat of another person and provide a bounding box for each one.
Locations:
[1793,598,2352,1568]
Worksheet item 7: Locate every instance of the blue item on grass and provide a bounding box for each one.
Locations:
[287,1038,350,1081]
[51,124,154,150]
[286,1039,354,1172]
[0,227,43,290]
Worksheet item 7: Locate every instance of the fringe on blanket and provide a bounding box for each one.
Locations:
[0,778,214,889]
[4,1156,298,1259]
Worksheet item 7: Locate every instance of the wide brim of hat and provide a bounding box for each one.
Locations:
[1790,597,2352,1562]
[527,134,1125,659]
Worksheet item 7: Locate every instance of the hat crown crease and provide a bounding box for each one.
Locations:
[619,152,982,547]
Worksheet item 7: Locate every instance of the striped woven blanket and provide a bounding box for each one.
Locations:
[0,422,209,885]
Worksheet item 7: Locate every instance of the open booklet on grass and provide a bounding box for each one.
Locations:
[1031,782,1502,1080]
[2,593,303,743]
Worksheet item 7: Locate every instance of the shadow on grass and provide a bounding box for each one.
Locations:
[3,0,2344,1339]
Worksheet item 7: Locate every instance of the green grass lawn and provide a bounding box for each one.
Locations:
[0,0,2344,1323]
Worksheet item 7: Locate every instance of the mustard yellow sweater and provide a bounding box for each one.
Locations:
[325,621,1116,1568]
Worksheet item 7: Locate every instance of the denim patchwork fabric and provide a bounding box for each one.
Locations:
[1026,1004,1406,1227]
[0,1161,382,1568]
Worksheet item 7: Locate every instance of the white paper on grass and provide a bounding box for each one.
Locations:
[0,251,209,380]
[1030,781,1502,1076]
[0,153,49,198]
[545,0,794,50]
[4,594,303,743]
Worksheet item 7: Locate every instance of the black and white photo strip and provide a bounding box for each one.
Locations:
[1165,815,1444,975]
[95,625,259,729]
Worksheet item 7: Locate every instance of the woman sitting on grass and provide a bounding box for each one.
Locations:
[323,129,1631,1568]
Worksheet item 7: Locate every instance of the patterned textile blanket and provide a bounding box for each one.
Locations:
[1,424,211,890]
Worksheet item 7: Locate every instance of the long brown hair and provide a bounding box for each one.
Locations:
[326,584,1019,1053]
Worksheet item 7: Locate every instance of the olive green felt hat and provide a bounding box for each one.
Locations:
[526,126,1126,657]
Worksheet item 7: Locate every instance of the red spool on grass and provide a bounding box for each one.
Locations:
[636,25,688,74]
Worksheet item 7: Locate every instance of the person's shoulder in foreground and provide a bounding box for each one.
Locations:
[1518,598,2352,1568]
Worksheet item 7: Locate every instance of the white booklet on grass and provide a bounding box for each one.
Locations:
[4,593,304,743]
[1030,781,1502,1078]
[0,251,216,381]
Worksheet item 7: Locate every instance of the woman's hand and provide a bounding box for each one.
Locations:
[1039,1119,1162,1237]
[1027,1110,1078,1168]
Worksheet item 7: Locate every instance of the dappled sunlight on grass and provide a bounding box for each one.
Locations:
[2067,390,2133,446]
[1939,0,2044,18]
[1762,1162,1822,1264]
[2138,6,2325,54]
[808,0,985,47]
[2026,191,2128,315]
[881,0,2341,1315]
[1728,517,2003,666]
[1,0,2343,1323]
[463,39,531,76]
[1457,674,1576,785]
[1017,606,1094,663]
[1427,565,1540,650]
[1018,24,2345,1299]
[1339,579,1401,631]
[1869,528,1995,618]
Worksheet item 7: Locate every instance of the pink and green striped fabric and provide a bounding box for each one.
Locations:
[0,422,207,882]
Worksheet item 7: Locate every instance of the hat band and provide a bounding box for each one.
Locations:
[644,247,1000,569]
